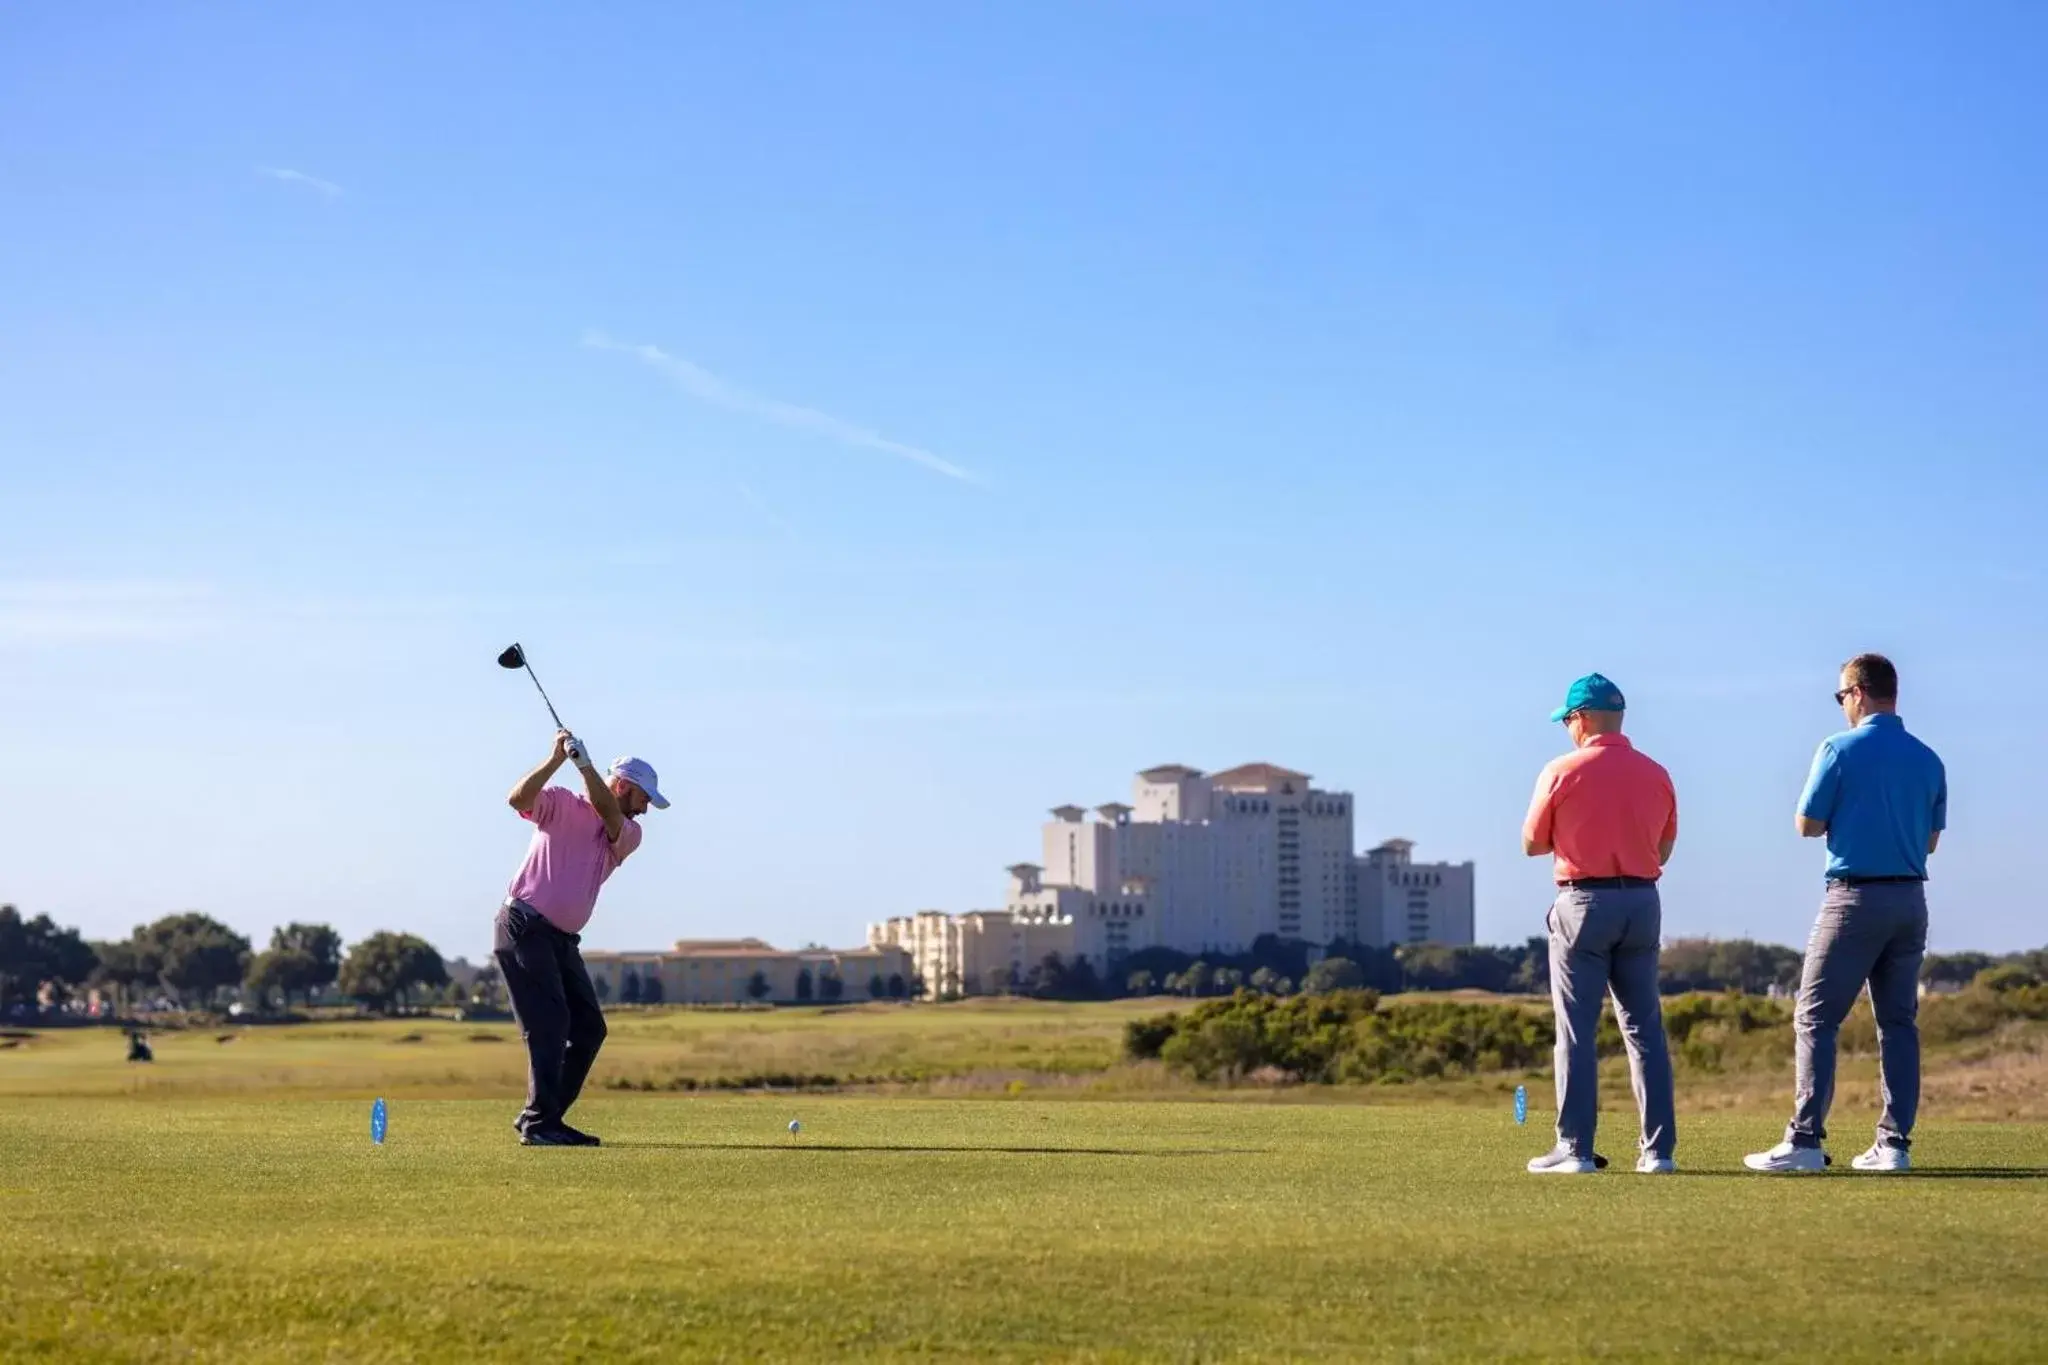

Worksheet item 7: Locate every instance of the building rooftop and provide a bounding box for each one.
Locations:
[589,939,908,962]
[1209,762,1312,792]
[1050,804,1087,821]
[669,937,775,953]
[1138,764,1203,781]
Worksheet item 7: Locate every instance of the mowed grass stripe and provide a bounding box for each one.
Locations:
[4,1098,2046,1362]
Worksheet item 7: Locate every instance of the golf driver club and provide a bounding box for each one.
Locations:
[497,643,567,733]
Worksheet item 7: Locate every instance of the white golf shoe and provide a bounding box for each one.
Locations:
[1744,1140,1828,1173]
[1527,1146,1599,1175]
[1851,1143,1911,1173]
[1636,1154,1677,1174]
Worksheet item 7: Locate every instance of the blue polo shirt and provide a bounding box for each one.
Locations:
[1796,713,1947,880]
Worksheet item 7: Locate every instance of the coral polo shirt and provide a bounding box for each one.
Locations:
[1523,733,1677,883]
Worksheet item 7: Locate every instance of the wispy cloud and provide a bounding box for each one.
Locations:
[735,482,800,539]
[0,580,222,643]
[582,330,975,484]
[257,166,343,199]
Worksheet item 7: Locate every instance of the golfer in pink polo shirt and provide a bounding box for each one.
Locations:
[1521,673,1679,1175]
[496,728,668,1147]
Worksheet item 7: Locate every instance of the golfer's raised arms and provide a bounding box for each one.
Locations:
[508,730,574,815]
[561,734,626,843]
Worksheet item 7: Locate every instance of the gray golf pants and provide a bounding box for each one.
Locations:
[1548,885,1675,1160]
[1786,880,1928,1149]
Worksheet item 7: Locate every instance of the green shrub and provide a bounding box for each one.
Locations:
[1123,1014,1180,1061]
[1122,984,2044,1085]
[1972,964,2043,994]
[1921,982,2048,1042]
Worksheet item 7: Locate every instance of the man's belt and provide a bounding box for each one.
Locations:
[1558,876,1658,890]
[503,896,557,922]
[1827,874,1925,887]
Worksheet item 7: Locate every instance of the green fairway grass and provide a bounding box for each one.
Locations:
[4,1096,2045,1363]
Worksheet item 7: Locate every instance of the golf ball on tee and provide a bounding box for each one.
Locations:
[788,1119,801,1135]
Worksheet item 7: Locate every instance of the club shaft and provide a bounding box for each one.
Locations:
[524,664,566,732]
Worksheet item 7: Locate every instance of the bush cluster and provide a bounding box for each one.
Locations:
[1128,989,1557,1083]
[1127,983,2048,1085]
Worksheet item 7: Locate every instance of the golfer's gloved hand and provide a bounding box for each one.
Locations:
[564,735,596,771]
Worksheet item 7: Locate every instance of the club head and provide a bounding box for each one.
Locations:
[497,644,526,670]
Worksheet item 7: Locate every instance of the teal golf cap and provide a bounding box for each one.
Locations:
[1550,672,1626,722]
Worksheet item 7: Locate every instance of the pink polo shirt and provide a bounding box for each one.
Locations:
[1523,734,1676,883]
[506,786,643,934]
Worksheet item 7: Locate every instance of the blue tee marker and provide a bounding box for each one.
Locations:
[1514,1085,1528,1126]
[371,1097,388,1145]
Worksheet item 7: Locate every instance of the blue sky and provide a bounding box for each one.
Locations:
[4,3,2043,959]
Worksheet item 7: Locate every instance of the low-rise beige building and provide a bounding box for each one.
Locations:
[582,938,915,1006]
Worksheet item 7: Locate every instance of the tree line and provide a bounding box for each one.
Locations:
[984,933,2048,1002]
[0,905,453,1015]
[7,903,2043,1014]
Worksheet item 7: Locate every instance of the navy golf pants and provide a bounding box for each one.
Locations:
[494,899,607,1131]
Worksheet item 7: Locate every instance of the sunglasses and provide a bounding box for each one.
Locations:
[1834,685,1860,704]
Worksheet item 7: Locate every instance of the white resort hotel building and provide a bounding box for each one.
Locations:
[869,762,1475,998]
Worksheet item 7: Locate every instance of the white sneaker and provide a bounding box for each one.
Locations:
[1851,1143,1911,1173]
[1527,1146,1599,1175]
[1636,1154,1677,1174]
[1744,1140,1828,1173]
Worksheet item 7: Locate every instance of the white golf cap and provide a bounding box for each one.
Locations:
[609,756,669,809]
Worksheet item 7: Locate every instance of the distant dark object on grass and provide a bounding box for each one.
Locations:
[227,1011,310,1027]
[0,1038,22,1050]
[467,1032,507,1043]
[214,1034,236,1044]
[394,1032,425,1044]
[604,1072,859,1092]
